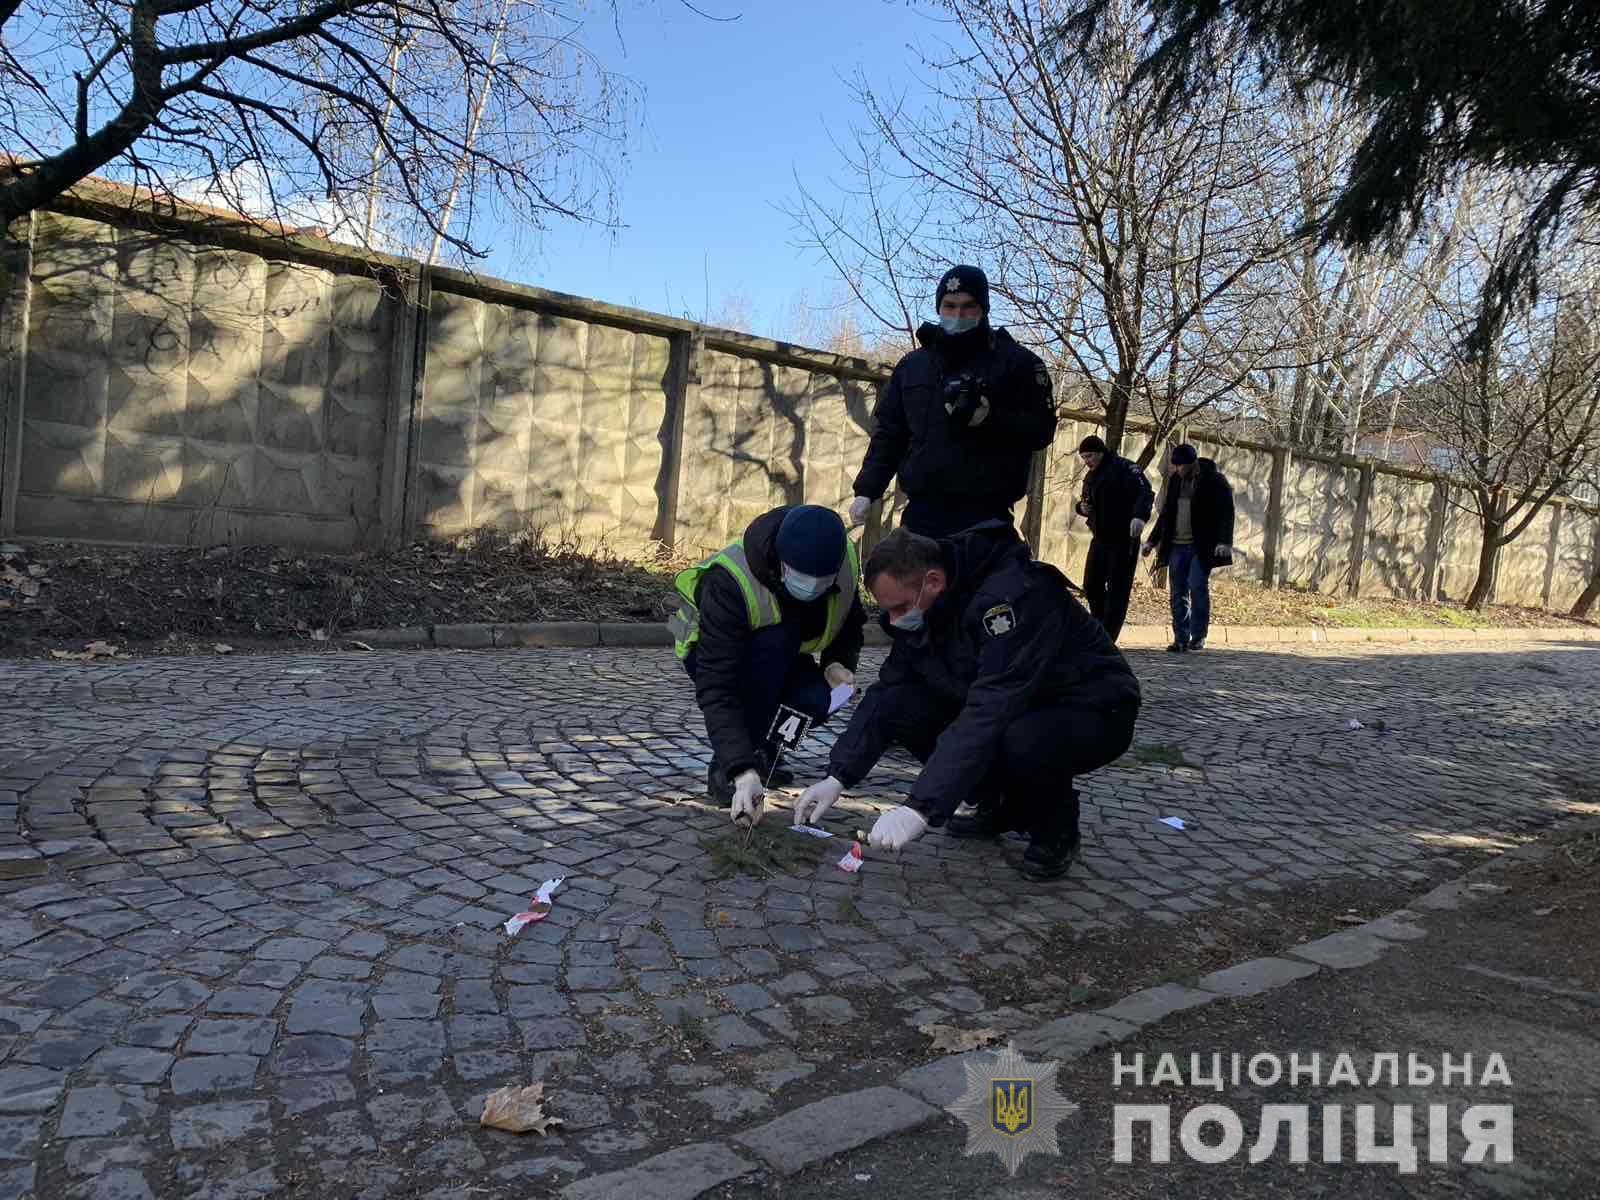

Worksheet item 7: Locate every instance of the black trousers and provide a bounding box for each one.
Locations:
[684,624,831,766]
[861,683,1139,839]
[901,496,1014,538]
[1083,535,1137,642]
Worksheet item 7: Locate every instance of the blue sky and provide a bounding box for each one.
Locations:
[487,0,950,341]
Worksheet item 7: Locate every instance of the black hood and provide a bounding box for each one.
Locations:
[740,506,789,593]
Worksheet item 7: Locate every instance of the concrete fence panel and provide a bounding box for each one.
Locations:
[1549,507,1598,612]
[1363,471,1434,600]
[1434,500,1486,604]
[1497,504,1558,608]
[1277,457,1359,593]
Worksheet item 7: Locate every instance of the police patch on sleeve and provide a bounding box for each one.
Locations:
[982,603,1018,637]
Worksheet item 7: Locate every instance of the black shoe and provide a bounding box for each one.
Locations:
[1189,639,1205,652]
[946,807,1003,839]
[706,760,734,806]
[1019,831,1081,881]
[1166,641,1188,653]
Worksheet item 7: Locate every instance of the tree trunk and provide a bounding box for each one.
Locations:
[1102,373,1133,457]
[1465,521,1502,610]
[1573,568,1600,619]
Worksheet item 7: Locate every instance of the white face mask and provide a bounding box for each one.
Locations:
[889,576,931,631]
[939,314,981,336]
[782,567,830,602]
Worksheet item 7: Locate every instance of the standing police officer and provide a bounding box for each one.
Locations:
[1075,434,1154,642]
[668,505,866,824]
[792,524,1140,881]
[847,266,1058,537]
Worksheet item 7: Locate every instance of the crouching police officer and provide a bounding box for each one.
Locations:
[669,505,866,824]
[792,523,1139,880]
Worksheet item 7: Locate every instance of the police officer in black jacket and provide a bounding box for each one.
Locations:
[847,266,1057,537]
[1075,434,1154,642]
[668,505,867,823]
[792,524,1140,880]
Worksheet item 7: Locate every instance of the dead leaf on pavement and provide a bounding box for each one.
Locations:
[50,640,119,661]
[349,640,374,651]
[919,1023,1006,1054]
[214,644,234,654]
[479,1083,563,1135]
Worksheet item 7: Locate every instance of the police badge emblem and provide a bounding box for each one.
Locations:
[982,603,1017,637]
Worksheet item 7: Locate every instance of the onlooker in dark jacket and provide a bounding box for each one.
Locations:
[847,266,1057,537]
[1142,444,1235,652]
[667,505,866,823]
[1074,434,1154,641]
[791,523,1140,881]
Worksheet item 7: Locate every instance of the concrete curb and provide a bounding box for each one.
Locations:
[346,620,1600,650]
[553,827,1590,1197]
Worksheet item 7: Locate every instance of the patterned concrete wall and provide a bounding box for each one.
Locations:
[13,212,392,550]
[1549,506,1598,612]
[415,290,673,553]
[673,348,872,557]
[5,202,1598,611]
[1363,473,1436,600]
[1276,458,1359,593]
[1498,505,1558,608]
[1434,497,1486,603]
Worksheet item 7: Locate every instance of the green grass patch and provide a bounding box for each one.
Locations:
[835,895,872,929]
[1126,742,1197,770]
[697,824,829,879]
[677,1013,709,1048]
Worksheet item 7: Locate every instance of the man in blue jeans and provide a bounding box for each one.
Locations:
[1142,444,1235,652]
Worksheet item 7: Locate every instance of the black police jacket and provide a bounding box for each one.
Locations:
[688,506,866,777]
[852,322,1056,509]
[828,523,1139,823]
[1078,453,1155,538]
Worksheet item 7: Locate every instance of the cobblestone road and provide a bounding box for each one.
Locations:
[0,639,1595,1198]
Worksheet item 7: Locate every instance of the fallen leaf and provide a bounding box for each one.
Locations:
[214,643,234,654]
[919,1023,1005,1054]
[1533,906,1555,916]
[85,640,117,657]
[349,640,374,651]
[479,1083,563,1135]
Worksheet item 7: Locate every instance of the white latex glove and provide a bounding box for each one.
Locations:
[793,776,843,825]
[847,496,873,525]
[867,805,928,851]
[823,662,855,689]
[1130,517,1146,538]
[731,770,764,824]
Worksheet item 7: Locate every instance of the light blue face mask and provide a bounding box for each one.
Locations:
[889,576,931,631]
[782,567,830,602]
[940,314,981,336]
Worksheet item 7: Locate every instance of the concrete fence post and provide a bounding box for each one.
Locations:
[1261,445,1290,588]
[1346,462,1376,598]
[396,266,433,545]
[0,213,35,538]
[1020,448,1048,557]
[378,263,425,549]
[1420,480,1450,601]
[661,330,703,556]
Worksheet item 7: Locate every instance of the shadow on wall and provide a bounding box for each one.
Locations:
[12,212,398,552]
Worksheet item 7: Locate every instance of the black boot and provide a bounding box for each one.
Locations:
[946,806,1002,839]
[1019,791,1081,881]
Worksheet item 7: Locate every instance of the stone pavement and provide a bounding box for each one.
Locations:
[0,638,1595,1198]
